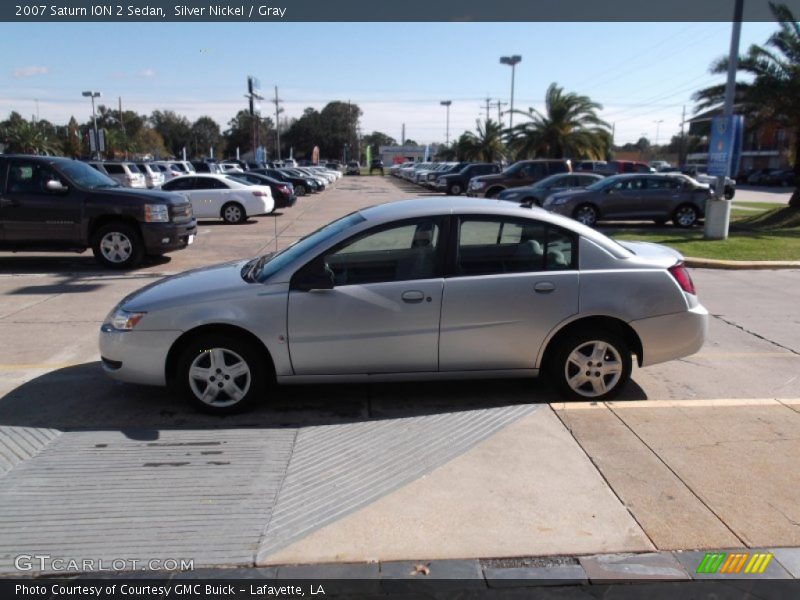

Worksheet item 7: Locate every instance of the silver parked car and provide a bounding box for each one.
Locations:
[99,197,708,414]
[543,173,711,228]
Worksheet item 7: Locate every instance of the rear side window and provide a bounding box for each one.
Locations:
[456,216,576,276]
[163,177,195,191]
[125,164,141,174]
[195,177,228,190]
[548,161,569,174]
[104,164,124,174]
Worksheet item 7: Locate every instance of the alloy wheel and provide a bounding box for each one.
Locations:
[188,347,252,408]
[564,340,623,398]
[100,232,133,264]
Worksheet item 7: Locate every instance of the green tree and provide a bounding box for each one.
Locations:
[693,2,800,208]
[283,107,322,160]
[0,112,58,154]
[133,126,169,159]
[190,116,223,158]
[223,110,274,158]
[460,119,506,162]
[506,83,611,161]
[363,131,397,157]
[150,110,192,157]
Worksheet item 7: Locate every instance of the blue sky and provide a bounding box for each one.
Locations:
[0,20,780,145]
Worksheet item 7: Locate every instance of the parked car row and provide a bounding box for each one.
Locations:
[392,158,714,228]
[736,167,796,186]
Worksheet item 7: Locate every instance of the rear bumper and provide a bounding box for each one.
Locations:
[629,303,708,367]
[141,219,197,254]
[274,193,297,209]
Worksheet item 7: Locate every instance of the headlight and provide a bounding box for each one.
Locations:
[144,204,169,222]
[103,308,146,331]
[471,181,486,189]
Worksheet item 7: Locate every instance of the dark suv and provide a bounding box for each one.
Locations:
[0,155,196,269]
[466,159,572,198]
[434,163,501,195]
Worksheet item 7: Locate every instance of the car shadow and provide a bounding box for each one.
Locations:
[0,254,173,279]
[0,362,648,435]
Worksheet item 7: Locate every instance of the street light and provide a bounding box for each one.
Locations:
[82,90,101,158]
[440,100,452,146]
[653,119,664,156]
[499,55,521,128]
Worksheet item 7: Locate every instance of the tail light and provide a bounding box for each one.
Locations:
[278,185,290,195]
[252,190,269,197]
[669,261,696,295]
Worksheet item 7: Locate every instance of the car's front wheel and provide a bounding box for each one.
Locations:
[91,222,145,269]
[673,204,699,228]
[572,204,599,227]
[549,328,632,400]
[221,202,246,224]
[176,334,267,414]
[448,183,462,195]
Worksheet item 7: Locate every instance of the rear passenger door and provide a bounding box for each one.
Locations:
[191,176,230,218]
[439,216,579,372]
[639,177,680,218]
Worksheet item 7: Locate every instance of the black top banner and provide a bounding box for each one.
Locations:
[3,0,800,22]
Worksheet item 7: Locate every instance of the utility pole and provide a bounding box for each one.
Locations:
[679,106,686,166]
[492,100,508,126]
[440,100,452,146]
[485,97,491,121]
[401,123,405,146]
[273,86,282,161]
[119,96,127,159]
[705,0,743,240]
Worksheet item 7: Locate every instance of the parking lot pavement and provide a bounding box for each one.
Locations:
[0,175,799,574]
[734,186,793,204]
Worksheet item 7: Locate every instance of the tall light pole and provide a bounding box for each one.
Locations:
[499,55,521,129]
[653,119,664,159]
[440,100,452,146]
[82,91,101,158]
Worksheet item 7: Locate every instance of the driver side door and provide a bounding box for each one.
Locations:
[287,216,447,375]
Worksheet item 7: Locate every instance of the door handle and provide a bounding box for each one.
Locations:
[534,282,556,294]
[401,290,425,303]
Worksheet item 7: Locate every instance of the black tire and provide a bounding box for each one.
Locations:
[221,202,246,224]
[91,222,145,269]
[485,187,503,199]
[448,183,462,196]
[672,204,699,228]
[572,204,599,227]
[724,186,735,200]
[295,184,307,196]
[548,327,632,401]
[175,333,268,415]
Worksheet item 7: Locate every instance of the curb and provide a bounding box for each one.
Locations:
[685,256,800,270]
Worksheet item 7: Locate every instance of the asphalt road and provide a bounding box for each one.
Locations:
[0,175,798,575]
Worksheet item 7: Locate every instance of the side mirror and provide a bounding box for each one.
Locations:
[45,179,68,193]
[292,262,334,292]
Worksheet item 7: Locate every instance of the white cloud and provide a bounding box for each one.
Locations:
[13,65,48,78]
[138,68,156,78]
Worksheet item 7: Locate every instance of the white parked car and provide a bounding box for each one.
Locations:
[134,162,166,189]
[160,174,274,224]
[219,163,245,174]
[87,161,146,189]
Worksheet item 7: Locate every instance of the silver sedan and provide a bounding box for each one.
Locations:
[99,197,708,413]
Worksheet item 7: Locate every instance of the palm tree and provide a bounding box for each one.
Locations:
[505,83,612,161]
[460,119,506,162]
[694,2,800,208]
[0,117,57,155]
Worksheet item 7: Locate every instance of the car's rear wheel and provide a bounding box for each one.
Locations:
[91,222,145,269]
[221,202,246,224]
[176,334,267,414]
[673,204,699,228]
[448,183,462,195]
[573,204,599,227]
[549,328,632,400]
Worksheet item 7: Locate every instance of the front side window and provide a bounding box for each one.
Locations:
[322,217,443,286]
[7,162,64,194]
[457,216,575,276]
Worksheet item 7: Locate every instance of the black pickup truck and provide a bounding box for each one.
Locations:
[0,155,196,269]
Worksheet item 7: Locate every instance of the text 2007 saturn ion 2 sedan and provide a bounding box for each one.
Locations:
[99,197,708,414]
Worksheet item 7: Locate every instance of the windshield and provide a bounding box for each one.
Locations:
[56,161,120,189]
[246,212,367,283]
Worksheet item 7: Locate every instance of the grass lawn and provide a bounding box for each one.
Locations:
[730,202,786,219]
[609,207,800,261]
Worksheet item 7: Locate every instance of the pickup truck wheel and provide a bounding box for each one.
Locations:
[91,222,144,269]
[221,202,246,224]
[448,183,462,195]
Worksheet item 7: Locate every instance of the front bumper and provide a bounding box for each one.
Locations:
[629,303,709,367]
[141,219,197,254]
[99,327,183,386]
